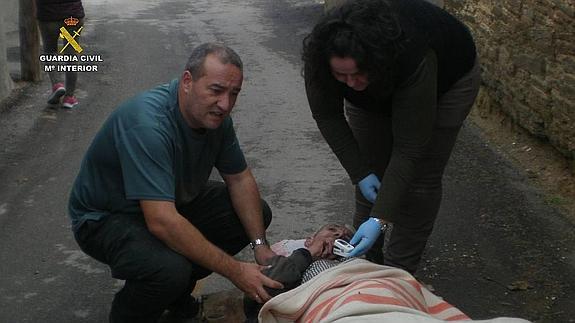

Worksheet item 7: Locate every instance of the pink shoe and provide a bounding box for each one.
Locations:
[62,96,79,109]
[47,83,66,104]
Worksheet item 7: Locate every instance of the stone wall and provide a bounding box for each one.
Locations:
[444,0,575,161]
[2,0,18,34]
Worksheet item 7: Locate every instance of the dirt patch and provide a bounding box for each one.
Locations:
[468,97,575,226]
[0,81,31,114]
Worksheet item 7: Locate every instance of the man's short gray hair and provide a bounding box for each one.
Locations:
[185,43,243,80]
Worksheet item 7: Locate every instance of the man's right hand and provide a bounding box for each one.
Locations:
[229,261,284,303]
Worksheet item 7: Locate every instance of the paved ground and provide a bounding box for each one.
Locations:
[0,0,574,322]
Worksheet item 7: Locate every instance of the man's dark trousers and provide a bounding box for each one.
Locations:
[74,181,272,323]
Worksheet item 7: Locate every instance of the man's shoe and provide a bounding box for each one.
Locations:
[167,295,201,319]
[47,83,66,104]
[62,96,79,109]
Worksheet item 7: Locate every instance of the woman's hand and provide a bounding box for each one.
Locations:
[358,173,381,203]
[348,217,383,257]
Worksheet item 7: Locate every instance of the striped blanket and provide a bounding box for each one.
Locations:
[259,259,530,323]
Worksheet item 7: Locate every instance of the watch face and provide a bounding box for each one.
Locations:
[250,238,268,249]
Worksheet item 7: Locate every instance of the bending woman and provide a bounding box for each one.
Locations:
[302,0,480,273]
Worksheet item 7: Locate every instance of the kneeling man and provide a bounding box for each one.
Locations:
[68,43,281,323]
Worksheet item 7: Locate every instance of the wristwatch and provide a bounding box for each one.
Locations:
[370,217,389,232]
[249,238,269,249]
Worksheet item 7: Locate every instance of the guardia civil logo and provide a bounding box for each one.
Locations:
[39,16,103,73]
[60,16,83,54]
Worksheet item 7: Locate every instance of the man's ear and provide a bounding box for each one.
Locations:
[304,237,313,248]
[181,70,193,92]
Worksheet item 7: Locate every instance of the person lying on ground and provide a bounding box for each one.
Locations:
[245,224,531,323]
[243,223,353,321]
[259,258,532,323]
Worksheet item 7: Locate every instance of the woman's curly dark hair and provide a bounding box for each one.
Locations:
[302,0,404,85]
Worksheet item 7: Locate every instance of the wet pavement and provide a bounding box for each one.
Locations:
[0,0,574,322]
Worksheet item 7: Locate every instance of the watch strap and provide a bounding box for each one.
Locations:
[370,217,389,232]
[249,238,269,249]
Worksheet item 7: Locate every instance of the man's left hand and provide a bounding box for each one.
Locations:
[254,245,277,265]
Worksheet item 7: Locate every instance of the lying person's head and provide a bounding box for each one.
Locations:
[304,224,354,260]
[244,223,355,321]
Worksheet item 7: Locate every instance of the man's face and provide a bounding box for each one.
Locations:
[314,224,353,242]
[306,224,354,259]
[180,54,243,129]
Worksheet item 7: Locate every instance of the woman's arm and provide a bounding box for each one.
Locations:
[305,65,371,183]
[371,50,438,222]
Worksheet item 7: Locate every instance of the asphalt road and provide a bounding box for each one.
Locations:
[0,0,574,322]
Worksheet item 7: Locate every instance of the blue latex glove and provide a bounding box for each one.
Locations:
[358,173,381,203]
[348,217,382,257]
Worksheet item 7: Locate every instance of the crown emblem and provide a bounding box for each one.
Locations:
[64,17,80,26]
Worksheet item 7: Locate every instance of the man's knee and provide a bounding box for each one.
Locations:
[112,244,194,299]
[148,254,194,298]
[261,199,272,229]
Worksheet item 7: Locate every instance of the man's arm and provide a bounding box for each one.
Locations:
[222,168,276,265]
[257,237,333,300]
[140,200,282,302]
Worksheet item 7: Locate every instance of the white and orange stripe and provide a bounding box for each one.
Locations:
[260,259,530,323]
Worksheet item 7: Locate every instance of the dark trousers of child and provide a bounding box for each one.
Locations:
[74,181,272,323]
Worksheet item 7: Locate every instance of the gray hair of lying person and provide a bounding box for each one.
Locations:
[312,223,355,241]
